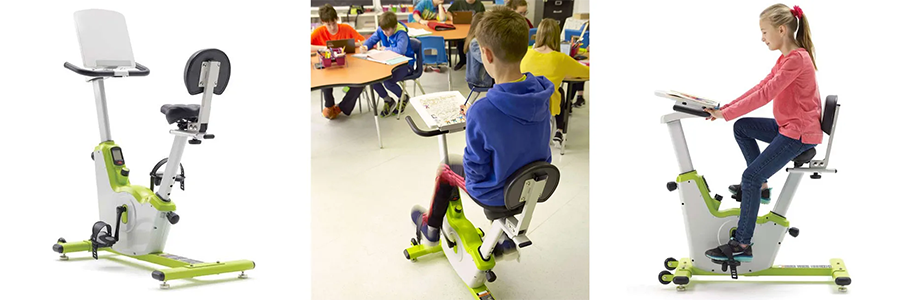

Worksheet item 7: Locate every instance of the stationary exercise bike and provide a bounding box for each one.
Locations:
[52,9,253,289]
[402,92,561,300]
[654,90,850,291]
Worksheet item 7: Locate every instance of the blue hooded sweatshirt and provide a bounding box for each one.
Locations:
[363,22,415,70]
[464,73,554,207]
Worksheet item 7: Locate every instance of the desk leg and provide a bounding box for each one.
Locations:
[561,82,570,156]
[370,86,383,149]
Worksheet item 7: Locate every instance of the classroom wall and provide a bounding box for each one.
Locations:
[574,0,589,14]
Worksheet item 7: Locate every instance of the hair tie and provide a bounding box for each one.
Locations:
[792,5,803,19]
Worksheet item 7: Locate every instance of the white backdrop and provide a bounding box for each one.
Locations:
[0,1,307,299]
[594,0,899,299]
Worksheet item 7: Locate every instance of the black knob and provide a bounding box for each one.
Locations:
[485,270,497,282]
[789,227,799,237]
[666,181,677,191]
[714,194,723,201]
[810,173,822,179]
[121,168,130,177]
[166,212,180,225]
[189,139,202,145]
[91,152,94,160]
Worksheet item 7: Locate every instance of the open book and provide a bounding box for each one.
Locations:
[352,49,412,65]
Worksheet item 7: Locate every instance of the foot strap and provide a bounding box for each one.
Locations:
[715,244,740,279]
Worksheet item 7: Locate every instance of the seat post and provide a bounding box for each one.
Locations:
[771,172,803,217]
[155,135,189,201]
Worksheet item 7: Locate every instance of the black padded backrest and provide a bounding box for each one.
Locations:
[822,95,838,135]
[503,161,560,209]
[184,49,231,96]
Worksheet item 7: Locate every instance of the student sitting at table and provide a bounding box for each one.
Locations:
[521,19,590,146]
[360,11,416,117]
[413,0,450,25]
[448,0,486,70]
[464,13,493,90]
[310,4,367,120]
[506,0,534,28]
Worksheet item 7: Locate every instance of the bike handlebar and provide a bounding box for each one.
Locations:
[673,105,711,118]
[63,62,150,77]
[405,116,447,137]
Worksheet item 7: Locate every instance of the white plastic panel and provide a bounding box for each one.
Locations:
[74,9,135,68]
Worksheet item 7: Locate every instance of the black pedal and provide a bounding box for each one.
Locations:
[712,259,741,279]
[90,221,116,259]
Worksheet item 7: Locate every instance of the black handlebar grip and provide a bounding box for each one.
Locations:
[405,116,447,137]
[63,62,150,77]
[673,105,711,118]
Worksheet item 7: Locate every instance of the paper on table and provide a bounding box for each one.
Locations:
[408,28,433,37]
[352,49,412,65]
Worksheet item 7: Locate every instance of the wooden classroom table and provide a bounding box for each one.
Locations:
[405,21,470,65]
[310,55,408,149]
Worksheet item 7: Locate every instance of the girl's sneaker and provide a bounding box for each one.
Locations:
[705,240,753,262]
[380,98,398,117]
[411,205,439,247]
[573,96,586,108]
[728,184,773,204]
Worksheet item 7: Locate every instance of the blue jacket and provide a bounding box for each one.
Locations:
[465,39,494,88]
[464,73,554,207]
[364,22,415,69]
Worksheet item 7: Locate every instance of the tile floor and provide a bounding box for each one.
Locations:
[311,63,590,299]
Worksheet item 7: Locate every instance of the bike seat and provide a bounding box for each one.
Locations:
[792,148,816,165]
[481,204,525,221]
[160,104,201,124]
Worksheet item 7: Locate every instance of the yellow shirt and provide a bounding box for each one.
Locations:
[520,49,590,115]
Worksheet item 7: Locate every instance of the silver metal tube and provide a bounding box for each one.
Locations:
[156,135,189,200]
[92,79,112,142]
[479,220,505,261]
[772,172,803,217]
[371,86,383,148]
[667,120,694,173]
[438,134,449,165]
[197,61,220,131]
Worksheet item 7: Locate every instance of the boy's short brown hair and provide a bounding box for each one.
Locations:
[319,4,338,22]
[379,11,398,30]
[475,7,529,63]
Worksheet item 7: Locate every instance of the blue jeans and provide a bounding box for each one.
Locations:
[732,118,815,245]
[372,66,411,99]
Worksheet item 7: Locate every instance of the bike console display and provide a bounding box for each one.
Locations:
[110,147,125,166]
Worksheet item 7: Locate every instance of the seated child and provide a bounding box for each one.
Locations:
[521,19,590,146]
[410,7,554,246]
[448,0,486,70]
[506,0,534,28]
[464,13,494,89]
[413,0,450,25]
[361,12,416,117]
[310,4,367,120]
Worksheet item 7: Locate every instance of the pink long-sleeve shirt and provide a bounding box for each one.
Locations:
[721,48,822,144]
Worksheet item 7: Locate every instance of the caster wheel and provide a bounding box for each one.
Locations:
[664,257,678,271]
[666,181,677,191]
[57,237,67,244]
[658,270,672,285]
[485,270,497,283]
[410,238,418,246]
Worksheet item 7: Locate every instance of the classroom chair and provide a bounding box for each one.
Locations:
[528,28,538,46]
[397,38,427,120]
[418,35,452,91]
[466,83,492,104]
